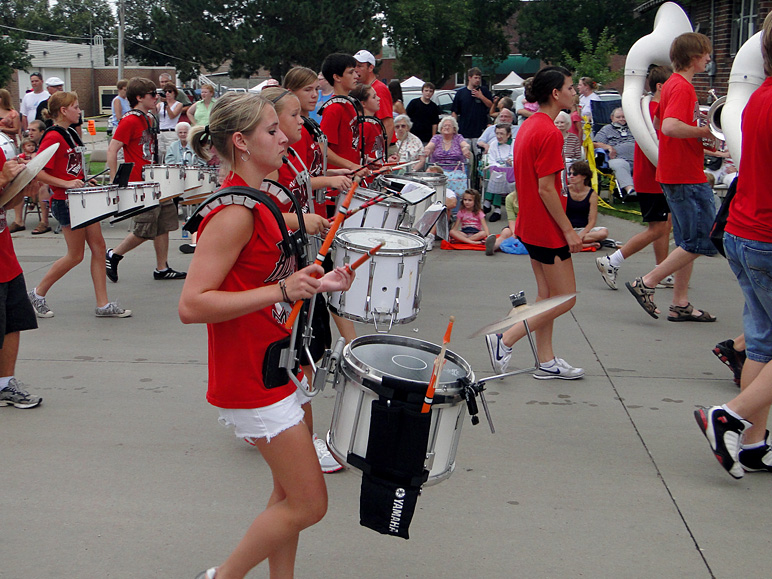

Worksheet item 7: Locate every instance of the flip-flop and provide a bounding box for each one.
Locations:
[668,303,716,322]
[625,277,658,319]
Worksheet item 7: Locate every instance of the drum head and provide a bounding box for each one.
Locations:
[346,334,472,392]
[336,228,425,255]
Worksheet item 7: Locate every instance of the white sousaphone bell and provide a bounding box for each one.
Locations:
[624,2,766,167]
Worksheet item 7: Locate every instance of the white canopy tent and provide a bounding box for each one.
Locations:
[400,76,425,89]
[493,71,525,90]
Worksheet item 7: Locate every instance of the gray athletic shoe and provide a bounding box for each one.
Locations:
[0,378,42,409]
[534,357,584,380]
[595,255,618,290]
[95,302,132,318]
[657,275,675,288]
[27,289,54,318]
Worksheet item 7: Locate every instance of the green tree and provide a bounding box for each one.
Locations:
[516,0,652,66]
[562,27,620,85]
[383,0,519,87]
[0,35,31,86]
[123,0,235,81]
[230,0,384,80]
[51,0,116,44]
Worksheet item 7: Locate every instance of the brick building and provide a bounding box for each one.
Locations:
[5,37,175,117]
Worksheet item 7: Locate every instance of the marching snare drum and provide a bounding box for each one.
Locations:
[327,334,473,486]
[338,186,407,230]
[112,181,161,222]
[68,185,119,229]
[0,132,17,160]
[181,167,219,206]
[328,229,425,331]
[142,164,187,202]
[378,176,436,230]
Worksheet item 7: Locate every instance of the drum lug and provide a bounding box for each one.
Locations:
[398,257,404,279]
[81,195,86,208]
[312,337,345,393]
[424,451,436,473]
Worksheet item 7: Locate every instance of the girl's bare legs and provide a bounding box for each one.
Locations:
[35,225,88,296]
[83,223,109,307]
[500,256,577,363]
[215,423,327,579]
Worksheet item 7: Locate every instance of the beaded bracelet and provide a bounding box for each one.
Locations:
[278,279,290,302]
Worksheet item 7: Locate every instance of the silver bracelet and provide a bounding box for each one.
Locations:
[278,279,290,302]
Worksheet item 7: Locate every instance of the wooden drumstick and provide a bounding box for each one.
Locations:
[346,242,384,273]
[422,316,455,414]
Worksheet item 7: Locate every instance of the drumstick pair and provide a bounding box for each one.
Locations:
[422,316,455,414]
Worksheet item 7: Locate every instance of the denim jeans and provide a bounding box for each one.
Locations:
[725,232,772,363]
[661,182,718,256]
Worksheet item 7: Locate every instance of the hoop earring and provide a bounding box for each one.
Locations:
[240,149,251,162]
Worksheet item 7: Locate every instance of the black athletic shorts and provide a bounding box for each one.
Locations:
[520,240,571,265]
[638,192,670,223]
[0,273,37,347]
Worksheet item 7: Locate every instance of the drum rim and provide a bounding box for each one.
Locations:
[342,334,472,394]
[118,181,161,190]
[335,228,426,255]
[352,186,408,207]
[69,184,119,193]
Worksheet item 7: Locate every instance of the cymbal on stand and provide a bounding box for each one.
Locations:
[469,293,577,338]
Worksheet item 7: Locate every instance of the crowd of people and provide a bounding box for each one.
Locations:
[1,25,771,576]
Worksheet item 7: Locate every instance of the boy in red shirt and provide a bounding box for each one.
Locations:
[105,77,186,283]
[625,34,717,322]
[319,53,362,173]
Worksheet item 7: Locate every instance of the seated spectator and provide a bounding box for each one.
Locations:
[419,116,471,201]
[555,111,582,164]
[482,123,515,221]
[390,114,424,165]
[565,160,608,249]
[478,107,516,153]
[388,80,406,116]
[593,107,636,197]
[164,122,205,166]
[450,188,489,245]
[485,189,518,255]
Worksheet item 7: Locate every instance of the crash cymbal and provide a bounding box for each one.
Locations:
[0,144,59,207]
[469,293,577,338]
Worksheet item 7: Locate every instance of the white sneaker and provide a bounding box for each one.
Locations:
[595,255,618,290]
[425,233,434,252]
[28,289,54,318]
[485,333,512,374]
[533,357,584,380]
[95,302,132,318]
[314,434,343,473]
[657,275,675,288]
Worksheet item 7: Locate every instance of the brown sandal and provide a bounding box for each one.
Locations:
[31,223,51,235]
[667,303,716,322]
[625,277,658,319]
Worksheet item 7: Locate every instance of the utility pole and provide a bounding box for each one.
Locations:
[117,0,124,80]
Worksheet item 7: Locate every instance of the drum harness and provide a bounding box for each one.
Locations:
[41,125,87,194]
[183,182,335,395]
[301,116,329,207]
[318,95,367,168]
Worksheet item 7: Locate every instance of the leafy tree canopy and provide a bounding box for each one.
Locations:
[230,0,384,79]
[562,27,620,85]
[0,34,30,85]
[383,0,519,87]
[516,0,653,67]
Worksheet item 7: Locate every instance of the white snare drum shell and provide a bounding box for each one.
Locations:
[68,185,119,229]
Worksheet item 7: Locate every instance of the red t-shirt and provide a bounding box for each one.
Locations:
[513,112,567,248]
[371,79,395,142]
[726,77,772,243]
[656,73,706,184]
[362,121,385,162]
[298,124,324,178]
[199,173,298,409]
[320,100,360,169]
[633,100,662,194]
[0,149,23,283]
[276,147,312,213]
[39,128,85,201]
[113,111,155,182]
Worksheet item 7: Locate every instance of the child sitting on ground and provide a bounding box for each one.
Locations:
[450,188,489,245]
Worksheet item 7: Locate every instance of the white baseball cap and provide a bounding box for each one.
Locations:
[353,50,375,66]
[45,77,64,87]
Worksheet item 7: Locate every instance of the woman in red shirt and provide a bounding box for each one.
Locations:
[485,66,584,380]
[180,92,352,579]
[28,91,131,319]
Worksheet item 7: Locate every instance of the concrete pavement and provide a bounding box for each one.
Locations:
[3,210,766,579]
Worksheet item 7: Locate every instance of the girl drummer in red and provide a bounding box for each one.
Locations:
[484,66,584,380]
[180,92,353,579]
[27,91,131,319]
